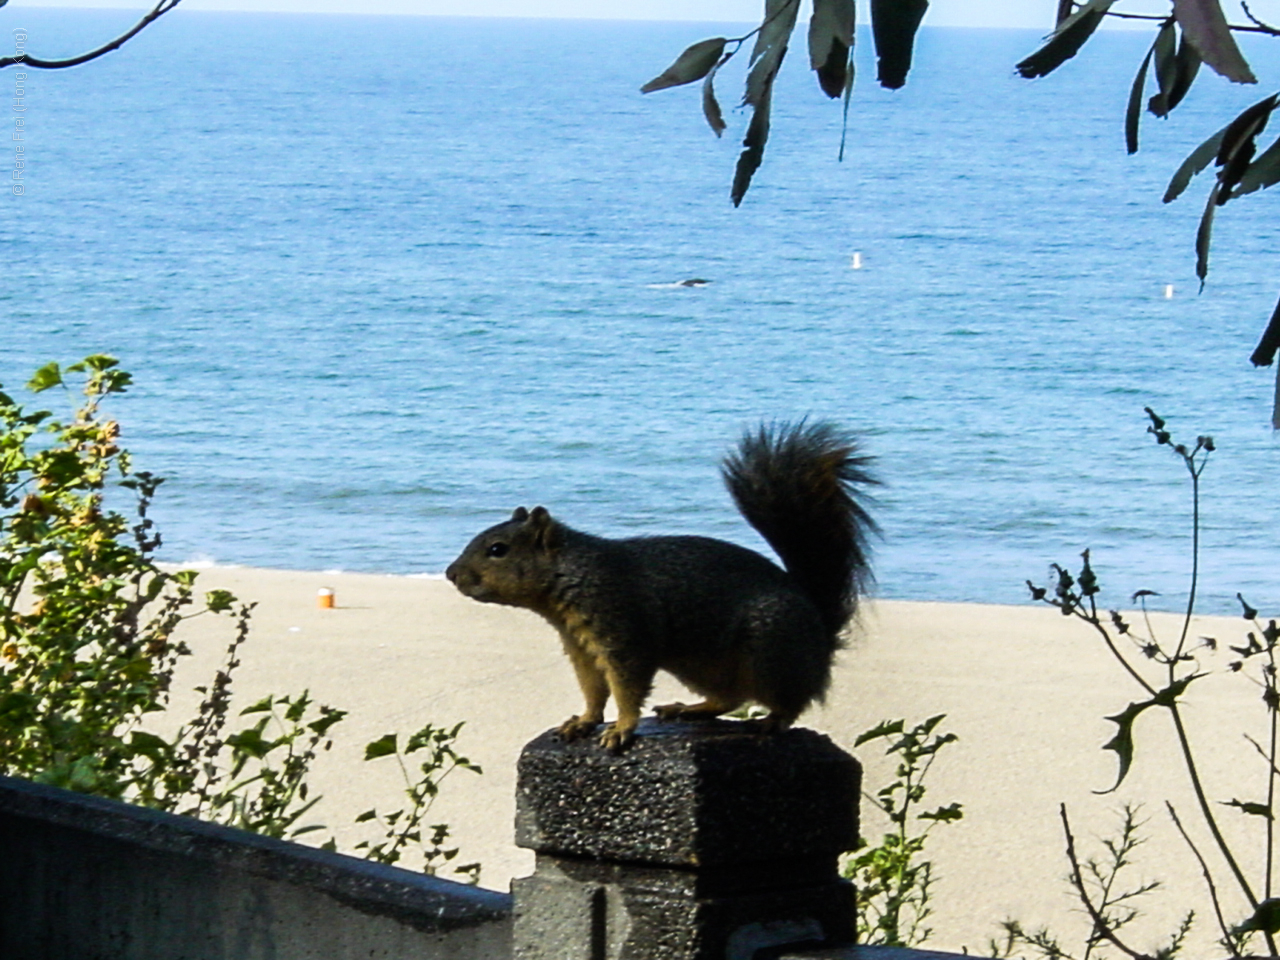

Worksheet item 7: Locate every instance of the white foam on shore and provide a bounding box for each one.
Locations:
[160,557,236,571]
[160,561,449,580]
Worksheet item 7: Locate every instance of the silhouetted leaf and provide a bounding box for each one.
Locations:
[1223,798,1272,819]
[641,37,728,94]
[1249,294,1280,366]
[364,733,398,760]
[1172,0,1256,84]
[732,90,773,207]
[701,54,730,136]
[1016,0,1115,79]
[1230,133,1280,198]
[1164,122,1226,202]
[919,802,963,822]
[734,0,798,206]
[871,0,928,90]
[1215,94,1279,200]
[1196,187,1216,284]
[1147,18,1177,118]
[1126,40,1156,154]
[745,0,799,109]
[855,718,905,746]
[810,0,855,98]
[1235,898,1280,934]
[226,728,272,759]
[1165,31,1202,112]
[1097,675,1202,793]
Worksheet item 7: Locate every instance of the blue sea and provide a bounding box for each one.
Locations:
[4,8,1280,613]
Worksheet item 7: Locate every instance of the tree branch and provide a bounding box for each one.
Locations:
[1103,8,1280,33]
[0,0,183,71]
[1240,0,1280,36]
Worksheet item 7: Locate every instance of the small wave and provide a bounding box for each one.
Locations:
[159,558,237,571]
[645,278,712,289]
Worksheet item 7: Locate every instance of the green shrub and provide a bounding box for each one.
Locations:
[0,356,480,880]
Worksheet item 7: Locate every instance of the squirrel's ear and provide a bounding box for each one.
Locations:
[511,507,529,522]
[527,506,560,550]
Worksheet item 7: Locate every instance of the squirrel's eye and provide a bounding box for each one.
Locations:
[486,542,509,558]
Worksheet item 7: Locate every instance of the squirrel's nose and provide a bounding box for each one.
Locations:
[445,563,458,583]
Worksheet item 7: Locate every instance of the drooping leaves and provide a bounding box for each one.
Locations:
[1172,0,1256,85]
[701,52,732,137]
[809,0,855,98]
[1214,93,1279,199]
[1097,674,1202,794]
[745,0,800,109]
[1161,28,1202,115]
[1164,122,1226,202]
[1195,184,1218,284]
[1126,41,1156,155]
[870,0,928,90]
[1163,95,1279,283]
[1249,293,1280,367]
[733,88,774,207]
[1230,133,1280,198]
[1016,0,1115,80]
[641,37,728,94]
[734,0,800,206]
[1126,18,1205,153]
[1148,19,1178,117]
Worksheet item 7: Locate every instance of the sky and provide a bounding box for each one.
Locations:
[6,0,1181,30]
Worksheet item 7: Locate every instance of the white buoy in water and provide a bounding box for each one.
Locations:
[1164,284,1174,299]
[851,251,863,270]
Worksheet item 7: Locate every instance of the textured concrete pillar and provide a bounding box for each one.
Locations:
[512,717,860,960]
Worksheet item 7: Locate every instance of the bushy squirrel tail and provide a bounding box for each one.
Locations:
[722,421,878,637]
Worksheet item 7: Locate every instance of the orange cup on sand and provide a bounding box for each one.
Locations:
[317,587,335,609]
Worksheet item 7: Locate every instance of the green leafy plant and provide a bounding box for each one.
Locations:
[0,358,480,874]
[843,714,963,947]
[346,721,482,882]
[1019,409,1279,959]
[0,355,241,798]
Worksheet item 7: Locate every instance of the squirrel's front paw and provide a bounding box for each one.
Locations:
[597,722,635,753]
[557,715,601,741]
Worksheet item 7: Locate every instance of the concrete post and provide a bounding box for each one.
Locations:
[512,717,860,960]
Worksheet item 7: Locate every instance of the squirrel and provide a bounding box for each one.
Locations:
[445,421,877,752]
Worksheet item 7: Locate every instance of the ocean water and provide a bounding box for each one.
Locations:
[4,9,1280,613]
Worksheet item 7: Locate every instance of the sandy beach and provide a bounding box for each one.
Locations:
[164,565,1271,955]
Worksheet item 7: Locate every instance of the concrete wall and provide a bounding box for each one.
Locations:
[0,774,512,960]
